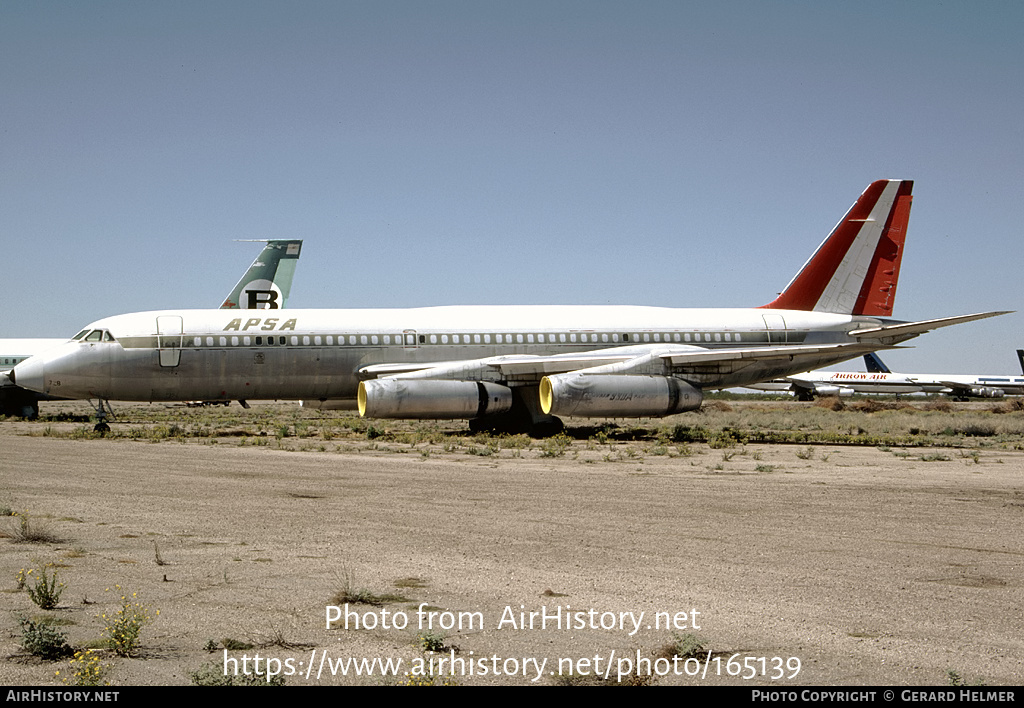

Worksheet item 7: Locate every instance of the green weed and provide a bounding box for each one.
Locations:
[190,661,285,686]
[223,637,255,650]
[10,512,62,544]
[57,650,109,686]
[795,446,815,460]
[959,449,981,464]
[20,617,73,659]
[947,669,986,686]
[21,564,65,610]
[539,433,573,458]
[100,586,158,657]
[666,632,706,660]
[331,573,409,607]
[417,630,447,652]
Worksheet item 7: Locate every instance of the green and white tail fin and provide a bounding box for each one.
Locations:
[221,240,303,309]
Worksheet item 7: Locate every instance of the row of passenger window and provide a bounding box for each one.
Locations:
[184,331,747,348]
[424,331,745,344]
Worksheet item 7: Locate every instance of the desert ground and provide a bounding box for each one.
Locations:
[0,400,1021,686]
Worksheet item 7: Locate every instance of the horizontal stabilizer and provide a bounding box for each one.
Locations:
[849,311,1011,341]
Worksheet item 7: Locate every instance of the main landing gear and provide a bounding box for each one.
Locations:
[468,385,565,437]
[0,388,40,419]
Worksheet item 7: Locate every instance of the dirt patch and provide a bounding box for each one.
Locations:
[1,403,1021,685]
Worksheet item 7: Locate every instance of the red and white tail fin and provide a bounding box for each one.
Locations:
[761,179,913,316]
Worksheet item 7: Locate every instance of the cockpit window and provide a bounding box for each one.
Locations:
[74,328,116,342]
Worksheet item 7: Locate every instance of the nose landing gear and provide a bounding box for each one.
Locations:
[88,399,115,434]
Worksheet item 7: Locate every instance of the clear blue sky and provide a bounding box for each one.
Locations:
[3,0,1021,373]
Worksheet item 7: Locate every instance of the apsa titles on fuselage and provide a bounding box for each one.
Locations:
[223,318,298,332]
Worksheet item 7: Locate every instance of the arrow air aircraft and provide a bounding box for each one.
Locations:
[0,239,302,418]
[9,180,1008,434]
[747,351,1024,400]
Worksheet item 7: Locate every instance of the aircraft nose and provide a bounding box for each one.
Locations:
[11,356,46,395]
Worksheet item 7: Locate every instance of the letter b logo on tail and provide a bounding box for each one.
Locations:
[240,279,283,309]
[246,289,280,309]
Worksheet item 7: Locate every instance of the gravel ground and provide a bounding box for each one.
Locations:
[1,406,1021,686]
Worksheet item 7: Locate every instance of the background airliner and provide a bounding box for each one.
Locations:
[747,351,1024,400]
[0,239,302,418]
[9,181,1008,434]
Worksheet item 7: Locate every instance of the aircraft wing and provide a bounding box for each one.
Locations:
[937,380,1024,397]
[849,311,1011,341]
[360,350,638,381]
[657,343,884,369]
[360,362,448,377]
[365,341,893,388]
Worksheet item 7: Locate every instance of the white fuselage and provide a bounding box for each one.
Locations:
[13,305,888,404]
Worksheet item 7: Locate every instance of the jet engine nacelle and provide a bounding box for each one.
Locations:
[812,386,854,397]
[965,386,1005,399]
[539,374,703,418]
[358,379,513,419]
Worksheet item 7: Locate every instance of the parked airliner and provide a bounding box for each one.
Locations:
[747,351,1024,400]
[9,180,1008,434]
[0,239,302,418]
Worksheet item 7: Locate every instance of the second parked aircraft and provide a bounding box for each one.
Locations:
[748,352,1024,400]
